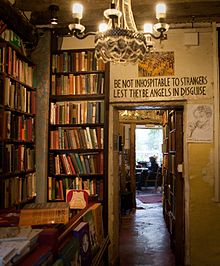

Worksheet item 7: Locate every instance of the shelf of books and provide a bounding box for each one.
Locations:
[48,48,108,207]
[162,110,169,224]
[162,109,184,262]
[0,28,36,209]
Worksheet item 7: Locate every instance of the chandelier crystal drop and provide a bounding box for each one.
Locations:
[69,1,169,64]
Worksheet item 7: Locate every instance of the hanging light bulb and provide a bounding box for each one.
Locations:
[156,3,167,20]
[49,5,59,25]
[72,3,83,20]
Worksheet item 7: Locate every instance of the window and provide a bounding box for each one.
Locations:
[135,126,163,166]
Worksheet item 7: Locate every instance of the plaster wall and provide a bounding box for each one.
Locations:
[109,27,220,266]
[188,143,220,266]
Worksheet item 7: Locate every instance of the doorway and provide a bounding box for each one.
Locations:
[111,106,185,265]
[135,125,163,195]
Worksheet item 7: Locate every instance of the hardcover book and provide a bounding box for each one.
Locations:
[0,246,16,266]
[0,226,32,241]
[72,221,91,266]
[83,208,99,257]
[90,203,104,247]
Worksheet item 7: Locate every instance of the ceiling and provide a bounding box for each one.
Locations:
[13,0,220,34]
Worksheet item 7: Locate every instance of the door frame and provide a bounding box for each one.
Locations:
[108,101,186,265]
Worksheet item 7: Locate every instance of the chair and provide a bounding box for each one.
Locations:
[145,167,161,192]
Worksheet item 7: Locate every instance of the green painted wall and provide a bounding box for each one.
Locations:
[188,144,220,266]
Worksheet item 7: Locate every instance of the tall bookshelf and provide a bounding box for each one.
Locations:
[162,109,184,264]
[48,47,108,230]
[0,29,36,209]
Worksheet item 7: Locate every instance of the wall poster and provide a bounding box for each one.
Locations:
[187,104,213,142]
[138,51,175,77]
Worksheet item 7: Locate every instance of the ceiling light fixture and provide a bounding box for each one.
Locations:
[49,4,59,25]
[68,1,169,64]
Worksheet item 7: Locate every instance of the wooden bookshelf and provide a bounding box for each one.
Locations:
[162,109,184,264]
[48,47,108,215]
[0,30,36,209]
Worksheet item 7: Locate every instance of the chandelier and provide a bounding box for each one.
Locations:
[68,1,169,64]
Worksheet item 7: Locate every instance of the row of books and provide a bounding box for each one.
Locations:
[3,76,36,114]
[50,101,105,125]
[51,73,104,96]
[52,50,105,73]
[0,46,34,86]
[1,28,21,49]
[3,111,35,141]
[2,172,36,208]
[4,144,35,173]
[48,176,104,201]
[50,126,103,150]
[19,202,70,226]
[49,152,104,175]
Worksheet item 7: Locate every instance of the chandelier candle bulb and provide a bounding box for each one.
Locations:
[99,23,108,32]
[72,3,83,19]
[144,23,153,33]
[69,0,169,63]
[156,3,167,20]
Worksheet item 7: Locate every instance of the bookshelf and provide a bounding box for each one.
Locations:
[48,48,108,208]
[162,110,169,224]
[162,109,184,264]
[0,29,36,209]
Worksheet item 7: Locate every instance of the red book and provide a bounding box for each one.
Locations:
[67,154,76,175]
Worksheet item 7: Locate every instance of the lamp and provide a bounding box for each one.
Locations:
[49,4,59,25]
[69,1,169,64]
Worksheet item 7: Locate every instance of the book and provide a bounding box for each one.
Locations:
[0,245,16,266]
[0,239,30,256]
[83,208,99,257]
[58,237,80,266]
[72,222,91,266]
[90,203,104,247]
[19,202,69,226]
[27,228,43,248]
[0,226,32,241]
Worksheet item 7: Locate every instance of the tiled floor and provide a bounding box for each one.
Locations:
[119,191,175,266]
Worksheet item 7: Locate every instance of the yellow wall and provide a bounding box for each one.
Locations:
[188,144,220,266]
